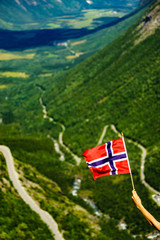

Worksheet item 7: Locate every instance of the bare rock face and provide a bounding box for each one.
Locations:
[135,0,160,45]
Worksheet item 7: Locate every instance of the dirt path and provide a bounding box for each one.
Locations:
[40,96,65,161]
[39,95,81,165]
[49,135,65,161]
[96,125,109,146]
[0,145,64,240]
[58,123,81,165]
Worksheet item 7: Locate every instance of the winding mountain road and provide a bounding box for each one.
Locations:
[58,123,81,165]
[40,96,81,165]
[98,124,160,206]
[2,83,159,239]
[1,110,159,240]
[96,125,109,146]
[0,145,64,240]
[39,87,160,204]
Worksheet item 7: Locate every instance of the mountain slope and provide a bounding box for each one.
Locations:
[41,1,160,234]
[0,0,159,238]
[0,0,140,20]
[0,0,140,30]
[44,0,160,150]
[0,153,54,239]
[0,144,137,240]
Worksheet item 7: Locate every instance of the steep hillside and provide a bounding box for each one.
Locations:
[44,0,160,152]
[0,145,137,240]
[40,0,160,234]
[0,153,53,239]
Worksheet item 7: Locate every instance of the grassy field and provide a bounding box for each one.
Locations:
[0,8,125,30]
[0,51,35,60]
[71,40,87,46]
[0,72,30,78]
[46,9,124,29]
[0,84,8,89]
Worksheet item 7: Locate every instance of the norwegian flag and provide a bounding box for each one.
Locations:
[82,137,131,180]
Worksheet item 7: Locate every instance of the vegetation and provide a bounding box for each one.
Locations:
[15,158,101,240]
[145,146,160,192]
[0,0,139,30]
[42,0,159,235]
[44,29,160,154]
[1,147,138,240]
[0,0,159,239]
[0,154,54,240]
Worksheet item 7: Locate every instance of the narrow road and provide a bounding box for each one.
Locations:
[96,125,109,146]
[135,142,160,197]
[58,123,81,165]
[40,96,65,161]
[0,145,64,240]
[39,95,81,165]
[49,136,65,161]
[39,88,160,203]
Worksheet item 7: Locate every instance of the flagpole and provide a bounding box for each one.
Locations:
[122,133,135,190]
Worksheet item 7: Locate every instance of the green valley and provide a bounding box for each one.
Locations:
[42,0,160,235]
[0,0,160,239]
[0,0,140,30]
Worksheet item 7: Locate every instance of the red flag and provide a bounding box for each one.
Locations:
[82,138,131,180]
